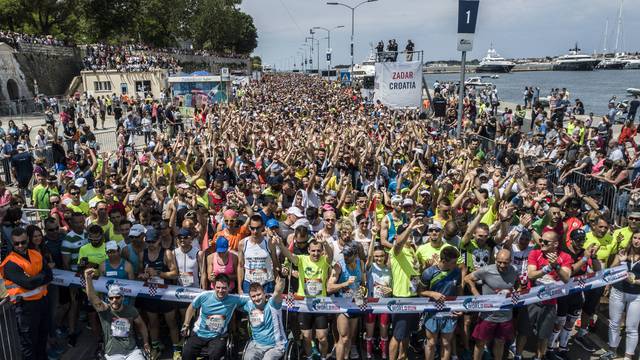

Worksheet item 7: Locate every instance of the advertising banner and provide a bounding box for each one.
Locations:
[374,61,422,109]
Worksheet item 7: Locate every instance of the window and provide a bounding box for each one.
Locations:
[135,80,151,93]
[93,81,111,92]
[120,83,128,95]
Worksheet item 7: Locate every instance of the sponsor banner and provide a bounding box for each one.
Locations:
[373,61,422,109]
[52,265,626,314]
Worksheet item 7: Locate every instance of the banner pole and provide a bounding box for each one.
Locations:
[456,50,466,138]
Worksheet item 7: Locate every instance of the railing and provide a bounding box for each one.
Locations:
[559,171,631,227]
[22,208,49,227]
[375,50,423,63]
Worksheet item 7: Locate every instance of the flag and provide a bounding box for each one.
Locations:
[511,291,521,306]
[284,293,296,309]
[147,282,158,297]
[434,299,445,311]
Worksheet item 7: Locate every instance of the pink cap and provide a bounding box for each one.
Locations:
[223,209,238,218]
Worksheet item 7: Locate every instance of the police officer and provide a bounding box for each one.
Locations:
[0,227,52,360]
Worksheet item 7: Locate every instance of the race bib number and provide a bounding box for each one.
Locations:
[247,269,268,284]
[205,314,225,332]
[111,318,131,338]
[148,276,164,285]
[179,272,195,287]
[106,271,118,277]
[304,278,323,296]
[249,309,264,327]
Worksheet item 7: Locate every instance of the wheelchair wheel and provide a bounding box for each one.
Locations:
[284,340,300,360]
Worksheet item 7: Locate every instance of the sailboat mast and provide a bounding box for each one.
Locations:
[603,20,608,54]
[614,0,624,53]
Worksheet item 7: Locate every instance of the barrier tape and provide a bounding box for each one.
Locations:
[51,265,627,314]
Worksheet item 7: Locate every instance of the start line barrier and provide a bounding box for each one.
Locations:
[51,266,627,314]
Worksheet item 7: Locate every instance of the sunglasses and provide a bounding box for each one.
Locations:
[108,295,122,300]
[541,240,554,246]
[629,217,640,222]
[428,229,441,233]
[13,240,27,247]
[70,191,80,195]
[46,226,59,232]
[249,225,262,231]
[50,201,60,205]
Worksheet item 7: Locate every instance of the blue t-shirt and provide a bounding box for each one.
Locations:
[420,265,461,297]
[242,297,287,348]
[191,292,249,338]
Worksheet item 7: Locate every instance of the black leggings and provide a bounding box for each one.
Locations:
[182,335,226,360]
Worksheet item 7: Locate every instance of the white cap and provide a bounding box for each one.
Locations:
[391,195,403,205]
[402,198,414,207]
[286,207,304,218]
[291,218,311,230]
[74,178,87,188]
[128,224,146,237]
[105,241,119,251]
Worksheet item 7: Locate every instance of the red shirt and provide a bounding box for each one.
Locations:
[527,249,573,304]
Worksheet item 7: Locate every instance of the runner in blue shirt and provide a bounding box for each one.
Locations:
[181,273,249,360]
[242,276,287,360]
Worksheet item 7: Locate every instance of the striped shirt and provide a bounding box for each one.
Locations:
[61,231,87,271]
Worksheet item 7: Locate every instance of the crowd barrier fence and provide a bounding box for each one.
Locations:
[561,171,629,226]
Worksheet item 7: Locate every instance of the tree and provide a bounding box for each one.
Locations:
[20,0,80,36]
[0,0,24,31]
[81,0,141,43]
[251,55,262,71]
[189,0,257,54]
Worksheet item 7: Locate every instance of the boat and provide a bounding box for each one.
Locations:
[628,88,640,96]
[465,77,493,89]
[552,43,601,71]
[625,58,640,69]
[597,54,627,70]
[352,48,376,80]
[475,46,515,73]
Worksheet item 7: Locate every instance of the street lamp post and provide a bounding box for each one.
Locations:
[300,44,311,73]
[312,25,344,79]
[327,0,378,76]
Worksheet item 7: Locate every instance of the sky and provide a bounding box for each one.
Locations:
[240,0,640,69]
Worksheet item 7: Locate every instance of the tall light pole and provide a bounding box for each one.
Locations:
[300,44,311,73]
[327,0,378,75]
[312,25,344,79]
[305,37,320,74]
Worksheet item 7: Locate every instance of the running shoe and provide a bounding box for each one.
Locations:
[350,344,359,359]
[574,335,598,353]
[599,350,616,360]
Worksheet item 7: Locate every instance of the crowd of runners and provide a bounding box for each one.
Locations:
[1,73,640,360]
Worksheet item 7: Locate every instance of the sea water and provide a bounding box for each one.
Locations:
[424,69,640,115]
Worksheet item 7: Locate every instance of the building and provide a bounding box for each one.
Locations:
[81,69,169,99]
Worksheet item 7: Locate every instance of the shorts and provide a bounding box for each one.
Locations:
[135,297,176,314]
[424,315,457,334]
[557,293,584,317]
[472,319,515,343]
[517,303,557,340]
[582,287,604,316]
[392,313,419,341]
[366,313,390,326]
[299,312,329,330]
[242,280,275,294]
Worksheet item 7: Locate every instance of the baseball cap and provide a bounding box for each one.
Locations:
[16,144,25,151]
[105,241,119,252]
[419,189,431,196]
[266,219,280,229]
[195,178,207,190]
[215,237,229,253]
[129,224,146,237]
[291,218,311,230]
[176,183,190,190]
[286,207,304,218]
[402,198,414,207]
[145,227,159,242]
[74,178,87,188]
[629,211,640,218]
[428,222,443,231]
[107,285,123,297]
[570,229,586,242]
[177,227,193,238]
[391,195,403,205]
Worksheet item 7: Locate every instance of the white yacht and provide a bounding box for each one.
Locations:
[553,44,601,71]
[597,53,628,70]
[352,49,376,80]
[475,46,515,73]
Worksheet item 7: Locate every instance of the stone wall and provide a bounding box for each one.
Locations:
[140,51,251,74]
[14,45,83,96]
